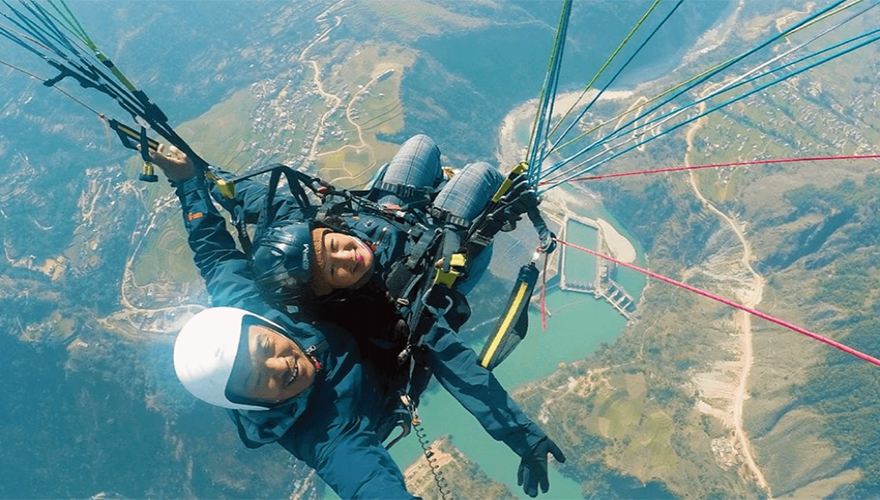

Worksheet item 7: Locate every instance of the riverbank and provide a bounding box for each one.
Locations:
[497,89,635,168]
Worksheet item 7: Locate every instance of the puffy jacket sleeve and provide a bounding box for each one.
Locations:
[175,175,272,313]
[281,415,418,500]
[422,316,547,458]
[277,339,419,500]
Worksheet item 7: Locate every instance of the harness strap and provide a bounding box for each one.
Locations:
[204,164,319,251]
[230,163,314,209]
[373,180,437,202]
[405,227,442,270]
[386,259,420,304]
[429,206,471,229]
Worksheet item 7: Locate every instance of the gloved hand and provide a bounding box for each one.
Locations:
[473,176,541,240]
[517,437,566,498]
[500,174,539,216]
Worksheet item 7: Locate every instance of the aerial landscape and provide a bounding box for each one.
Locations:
[2,1,880,499]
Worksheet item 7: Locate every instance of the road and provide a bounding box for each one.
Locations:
[298,3,384,183]
[685,102,773,498]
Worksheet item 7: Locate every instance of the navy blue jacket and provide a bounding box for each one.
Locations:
[344,212,548,458]
[175,176,416,500]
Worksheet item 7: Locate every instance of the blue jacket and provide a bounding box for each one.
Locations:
[343,211,548,458]
[175,176,417,500]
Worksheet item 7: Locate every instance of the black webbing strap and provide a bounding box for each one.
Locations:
[373,180,437,203]
[428,206,471,229]
[213,164,317,252]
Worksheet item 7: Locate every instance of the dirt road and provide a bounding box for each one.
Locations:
[685,104,773,497]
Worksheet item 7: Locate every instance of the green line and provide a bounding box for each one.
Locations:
[50,0,92,45]
[525,0,571,166]
[45,0,89,45]
[553,0,870,155]
[45,0,137,92]
[59,0,92,41]
[785,0,864,38]
[548,0,662,139]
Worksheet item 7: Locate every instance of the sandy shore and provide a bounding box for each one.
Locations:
[597,218,636,263]
[497,89,634,168]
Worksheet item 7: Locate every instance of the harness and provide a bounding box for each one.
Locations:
[211,161,553,451]
[212,164,454,331]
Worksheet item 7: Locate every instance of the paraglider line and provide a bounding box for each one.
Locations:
[555,239,880,368]
[546,0,669,148]
[536,0,860,186]
[539,153,880,185]
[541,250,549,331]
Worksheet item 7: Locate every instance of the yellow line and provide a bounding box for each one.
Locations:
[480,281,529,368]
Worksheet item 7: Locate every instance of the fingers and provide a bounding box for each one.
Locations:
[519,463,539,498]
[146,143,162,162]
[142,143,196,182]
[525,478,539,498]
[151,144,189,167]
[550,443,567,463]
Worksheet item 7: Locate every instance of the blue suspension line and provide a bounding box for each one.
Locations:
[542,19,880,186]
[3,3,149,120]
[20,1,76,51]
[542,0,683,167]
[525,0,571,188]
[550,0,877,170]
[47,0,93,43]
[545,0,663,149]
[539,28,880,193]
[0,22,49,57]
[540,0,850,180]
[1,5,64,56]
[538,0,848,182]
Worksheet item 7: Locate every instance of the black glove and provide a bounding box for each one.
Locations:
[517,437,566,498]
[500,175,539,216]
[473,176,540,240]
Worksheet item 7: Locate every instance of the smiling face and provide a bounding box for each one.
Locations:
[315,231,374,293]
[226,323,316,405]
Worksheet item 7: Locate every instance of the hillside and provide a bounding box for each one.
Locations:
[513,2,880,499]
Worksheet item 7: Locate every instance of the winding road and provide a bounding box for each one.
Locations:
[684,103,773,497]
[299,2,382,183]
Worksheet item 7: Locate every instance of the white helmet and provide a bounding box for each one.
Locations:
[173,307,280,411]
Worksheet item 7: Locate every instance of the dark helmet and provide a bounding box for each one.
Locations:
[251,222,315,304]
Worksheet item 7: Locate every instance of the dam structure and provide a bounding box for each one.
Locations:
[558,216,636,319]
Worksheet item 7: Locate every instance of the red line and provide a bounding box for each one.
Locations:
[541,252,549,331]
[539,153,880,186]
[556,239,880,368]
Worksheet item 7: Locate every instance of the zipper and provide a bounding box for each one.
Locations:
[305,340,328,371]
[375,225,389,248]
